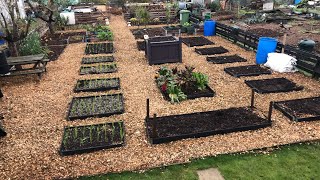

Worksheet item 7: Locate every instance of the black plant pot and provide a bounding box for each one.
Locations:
[0,51,9,75]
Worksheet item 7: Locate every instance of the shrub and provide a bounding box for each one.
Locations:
[207,2,220,12]
[19,32,49,56]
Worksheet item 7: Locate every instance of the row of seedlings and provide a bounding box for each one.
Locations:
[60,28,125,156]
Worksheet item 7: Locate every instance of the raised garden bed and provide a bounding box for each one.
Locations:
[207,55,247,64]
[146,36,182,65]
[85,43,114,54]
[163,26,181,36]
[131,28,164,39]
[74,78,120,92]
[145,107,271,144]
[273,97,320,122]
[181,37,214,47]
[68,35,85,43]
[245,78,303,94]
[155,66,215,103]
[47,45,67,61]
[60,121,125,156]
[67,94,124,120]
[137,41,145,51]
[0,123,6,137]
[195,46,229,55]
[224,65,272,78]
[81,56,114,64]
[79,63,117,75]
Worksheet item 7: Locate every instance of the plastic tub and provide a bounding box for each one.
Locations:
[203,20,216,36]
[256,37,278,64]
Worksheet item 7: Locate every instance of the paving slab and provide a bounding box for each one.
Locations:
[197,168,225,180]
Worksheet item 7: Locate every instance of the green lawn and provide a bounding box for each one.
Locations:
[79,141,320,180]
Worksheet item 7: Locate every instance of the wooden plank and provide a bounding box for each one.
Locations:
[6,54,45,65]
[0,68,45,77]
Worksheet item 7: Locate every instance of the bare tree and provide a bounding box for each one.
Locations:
[0,0,32,57]
[26,0,56,34]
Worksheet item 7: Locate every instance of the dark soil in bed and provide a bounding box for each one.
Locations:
[149,36,176,42]
[245,77,303,94]
[207,55,247,64]
[47,45,67,61]
[224,65,272,77]
[247,28,283,38]
[195,46,229,55]
[273,96,320,122]
[137,41,145,51]
[146,107,271,144]
[181,37,214,47]
[131,28,164,39]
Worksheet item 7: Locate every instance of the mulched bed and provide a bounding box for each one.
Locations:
[207,55,247,64]
[161,85,215,101]
[47,45,67,61]
[181,37,214,47]
[85,43,114,54]
[42,32,86,46]
[195,46,229,55]
[245,78,304,94]
[224,65,272,78]
[74,78,120,92]
[137,41,145,51]
[68,35,85,43]
[273,96,320,122]
[79,63,117,75]
[60,121,125,156]
[146,107,271,144]
[82,56,114,64]
[67,94,124,120]
[131,28,164,39]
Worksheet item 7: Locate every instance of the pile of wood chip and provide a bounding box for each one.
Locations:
[0,16,319,179]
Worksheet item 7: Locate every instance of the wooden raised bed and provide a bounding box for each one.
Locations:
[272,97,320,122]
[79,63,117,75]
[59,121,125,156]
[207,55,247,64]
[85,43,114,54]
[245,78,303,94]
[224,65,272,78]
[67,94,124,121]
[145,36,182,65]
[81,56,114,64]
[195,46,229,55]
[145,102,271,144]
[74,78,120,92]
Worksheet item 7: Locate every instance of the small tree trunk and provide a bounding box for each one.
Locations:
[48,22,55,34]
[8,42,22,70]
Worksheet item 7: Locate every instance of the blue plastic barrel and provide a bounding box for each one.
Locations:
[0,32,5,45]
[204,20,216,36]
[256,37,278,64]
[294,0,302,4]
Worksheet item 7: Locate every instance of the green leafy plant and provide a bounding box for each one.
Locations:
[166,82,187,103]
[19,32,49,56]
[192,72,209,91]
[182,22,191,27]
[97,31,114,41]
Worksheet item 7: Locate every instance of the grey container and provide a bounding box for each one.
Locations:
[145,36,182,65]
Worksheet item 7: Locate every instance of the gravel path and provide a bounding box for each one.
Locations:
[0,15,319,179]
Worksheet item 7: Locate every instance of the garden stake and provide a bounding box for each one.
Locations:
[250,89,255,108]
[146,99,150,119]
[268,101,274,122]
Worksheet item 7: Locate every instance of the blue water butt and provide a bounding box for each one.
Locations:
[0,32,5,45]
[256,37,278,64]
[294,0,302,4]
[204,20,216,36]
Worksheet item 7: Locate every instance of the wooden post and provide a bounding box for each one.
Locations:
[250,89,255,108]
[0,88,3,98]
[268,101,273,122]
[282,34,287,53]
[146,99,150,119]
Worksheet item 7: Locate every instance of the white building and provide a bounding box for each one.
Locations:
[0,0,26,24]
